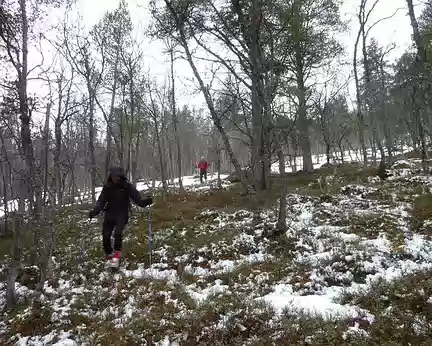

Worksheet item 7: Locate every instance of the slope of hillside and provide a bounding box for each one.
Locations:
[2,158,432,345]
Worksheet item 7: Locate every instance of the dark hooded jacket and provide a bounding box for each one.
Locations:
[89,167,152,222]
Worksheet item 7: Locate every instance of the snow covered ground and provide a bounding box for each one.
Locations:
[3,154,432,344]
[269,145,414,173]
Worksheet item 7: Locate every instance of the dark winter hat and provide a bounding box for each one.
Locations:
[109,167,126,179]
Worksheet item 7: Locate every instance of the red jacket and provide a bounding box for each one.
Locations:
[197,160,209,171]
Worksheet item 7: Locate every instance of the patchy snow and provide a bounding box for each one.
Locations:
[134,173,230,193]
[123,264,179,282]
[260,283,366,320]
[4,153,432,344]
[51,340,77,346]
[270,145,413,173]
[187,279,230,302]
[13,332,78,346]
[156,336,180,346]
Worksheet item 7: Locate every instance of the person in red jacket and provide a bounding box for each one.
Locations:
[197,156,209,183]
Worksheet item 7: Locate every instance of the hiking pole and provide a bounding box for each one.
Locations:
[78,217,90,263]
[148,204,153,266]
[77,217,90,284]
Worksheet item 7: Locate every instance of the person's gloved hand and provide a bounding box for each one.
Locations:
[88,210,96,219]
[145,196,153,207]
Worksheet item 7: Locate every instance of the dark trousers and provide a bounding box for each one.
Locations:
[102,216,127,254]
[200,170,207,183]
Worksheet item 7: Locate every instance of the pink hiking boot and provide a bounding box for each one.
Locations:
[110,251,122,270]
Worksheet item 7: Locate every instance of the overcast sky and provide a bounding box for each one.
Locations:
[29,0,425,113]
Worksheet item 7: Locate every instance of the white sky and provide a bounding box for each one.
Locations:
[25,0,424,116]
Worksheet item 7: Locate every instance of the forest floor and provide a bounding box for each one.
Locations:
[2,157,432,345]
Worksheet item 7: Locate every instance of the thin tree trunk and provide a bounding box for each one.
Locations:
[105,91,116,176]
[249,37,264,190]
[36,207,54,292]
[295,52,313,172]
[87,85,97,203]
[170,48,184,191]
[406,0,428,170]
[0,163,9,234]
[131,133,141,184]
[37,102,53,291]
[292,152,297,172]
[162,112,175,184]
[276,148,287,232]
[325,143,331,164]
[54,118,63,206]
[118,102,125,169]
[353,27,368,165]
[71,164,76,203]
[105,50,120,177]
[216,150,222,189]
[126,66,136,179]
[126,141,132,180]
[43,103,51,204]
[379,62,393,163]
[339,143,345,164]
[0,132,12,234]
[153,115,168,191]
[17,0,44,272]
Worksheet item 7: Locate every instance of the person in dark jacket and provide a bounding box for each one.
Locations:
[88,167,153,268]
